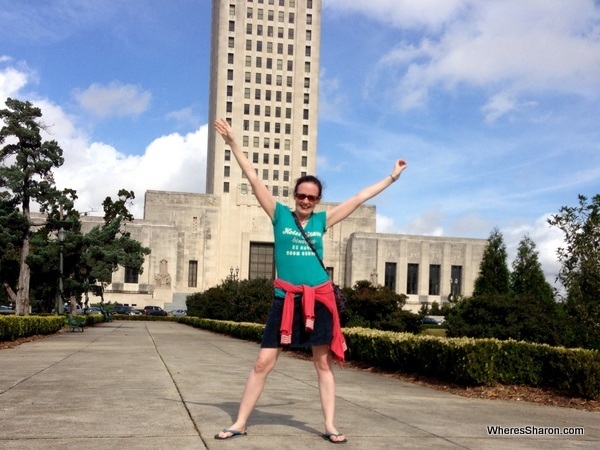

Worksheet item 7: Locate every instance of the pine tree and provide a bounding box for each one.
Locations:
[473,228,510,296]
[0,98,64,315]
[510,234,554,302]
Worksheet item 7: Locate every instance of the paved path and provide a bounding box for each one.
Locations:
[0,321,598,449]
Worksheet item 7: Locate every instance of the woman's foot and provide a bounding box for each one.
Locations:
[214,428,247,440]
[322,431,347,444]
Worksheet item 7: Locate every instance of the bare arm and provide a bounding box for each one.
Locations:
[326,159,407,229]
[214,118,276,219]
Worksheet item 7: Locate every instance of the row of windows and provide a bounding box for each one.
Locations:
[240,21,312,42]
[227,36,313,59]
[222,181,302,198]
[245,0,313,8]
[224,160,306,179]
[402,264,463,296]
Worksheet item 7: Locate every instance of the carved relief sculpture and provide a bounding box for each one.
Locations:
[155,259,172,288]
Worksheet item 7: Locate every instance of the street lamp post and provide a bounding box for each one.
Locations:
[57,228,66,314]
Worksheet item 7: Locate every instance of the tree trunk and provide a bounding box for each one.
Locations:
[3,283,17,303]
[15,235,31,316]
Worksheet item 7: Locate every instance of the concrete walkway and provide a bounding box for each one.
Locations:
[0,321,598,449]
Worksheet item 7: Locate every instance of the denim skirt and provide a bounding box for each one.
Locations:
[261,296,333,348]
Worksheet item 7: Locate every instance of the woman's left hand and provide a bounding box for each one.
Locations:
[392,159,407,179]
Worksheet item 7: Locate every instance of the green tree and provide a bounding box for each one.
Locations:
[548,194,600,349]
[0,197,29,305]
[510,234,555,302]
[0,98,64,315]
[186,277,272,322]
[343,280,419,333]
[473,228,510,296]
[78,190,151,307]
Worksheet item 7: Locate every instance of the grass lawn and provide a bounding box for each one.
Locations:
[420,328,447,337]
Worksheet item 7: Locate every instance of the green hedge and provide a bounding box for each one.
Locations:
[0,315,66,341]
[178,318,600,400]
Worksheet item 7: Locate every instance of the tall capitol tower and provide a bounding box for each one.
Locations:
[206,0,321,199]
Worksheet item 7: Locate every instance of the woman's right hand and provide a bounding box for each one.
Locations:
[214,118,235,145]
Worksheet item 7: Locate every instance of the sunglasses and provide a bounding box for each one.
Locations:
[295,193,320,202]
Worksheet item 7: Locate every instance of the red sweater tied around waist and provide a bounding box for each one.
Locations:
[274,278,347,364]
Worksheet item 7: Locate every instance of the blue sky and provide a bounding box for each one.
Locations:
[2,0,600,285]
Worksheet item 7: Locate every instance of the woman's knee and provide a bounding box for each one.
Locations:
[253,349,279,374]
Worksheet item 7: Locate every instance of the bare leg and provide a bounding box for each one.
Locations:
[216,347,282,439]
[312,345,346,443]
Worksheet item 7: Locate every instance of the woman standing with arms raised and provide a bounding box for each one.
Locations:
[213,118,407,444]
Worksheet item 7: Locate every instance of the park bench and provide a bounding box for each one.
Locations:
[65,314,85,332]
[99,304,111,322]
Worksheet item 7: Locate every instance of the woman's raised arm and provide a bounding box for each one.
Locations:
[214,118,276,219]
[326,159,407,229]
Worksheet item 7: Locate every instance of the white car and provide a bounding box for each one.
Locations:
[170,309,187,317]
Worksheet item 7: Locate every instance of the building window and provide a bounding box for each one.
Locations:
[228,53,234,64]
[407,263,418,295]
[249,242,275,280]
[124,267,139,284]
[224,166,230,177]
[429,264,441,296]
[307,14,312,25]
[224,149,231,161]
[229,21,235,32]
[223,182,229,193]
[228,37,235,48]
[301,156,307,167]
[385,262,397,291]
[188,261,198,288]
[450,265,463,298]
[302,140,308,151]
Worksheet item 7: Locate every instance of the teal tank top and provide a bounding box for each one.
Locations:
[273,202,329,297]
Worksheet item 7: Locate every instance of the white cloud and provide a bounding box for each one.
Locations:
[0,59,29,100]
[324,0,469,31]
[341,0,600,119]
[399,207,445,236]
[27,98,208,218]
[73,82,151,118]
